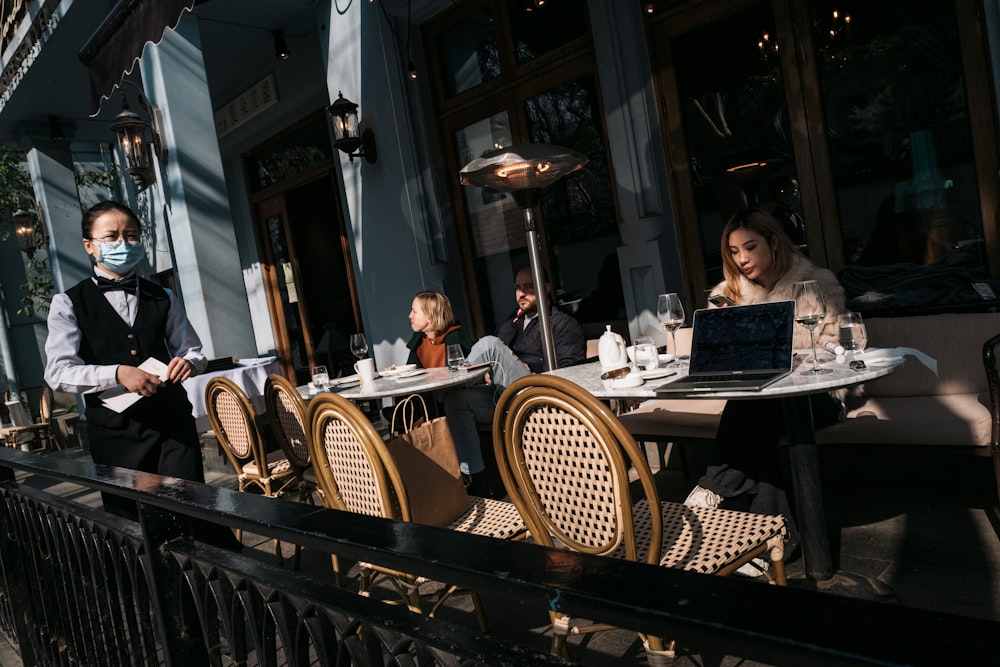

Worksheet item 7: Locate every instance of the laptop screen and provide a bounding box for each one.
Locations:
[688,301,795,374]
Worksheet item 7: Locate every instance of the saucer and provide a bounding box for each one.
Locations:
[658,353,675,364]
[381,364,418,377]
[640,367,678,380]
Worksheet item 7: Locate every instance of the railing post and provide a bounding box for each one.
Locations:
[136,501,208,665]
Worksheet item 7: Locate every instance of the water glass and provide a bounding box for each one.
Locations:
[446,344,466,371]
[838,312,868,356]
[633,337,659,371]
[311,365,330,389]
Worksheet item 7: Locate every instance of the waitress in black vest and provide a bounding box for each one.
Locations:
[43,201,228,540]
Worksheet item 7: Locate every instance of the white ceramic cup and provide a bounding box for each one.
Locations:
[354,358,376,388]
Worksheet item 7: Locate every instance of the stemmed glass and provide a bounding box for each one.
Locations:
[349,333,368,361]
[656,293,687,362]
[792,280,833,375]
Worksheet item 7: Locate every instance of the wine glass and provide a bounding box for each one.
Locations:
[446,344,466,371]
[656,293,687,361]
[838,312,868,357]
[349,333,368,361]
[792,280,833,375]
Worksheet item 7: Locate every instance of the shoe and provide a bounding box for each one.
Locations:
[684,485,722,509]
[735,557,769,577]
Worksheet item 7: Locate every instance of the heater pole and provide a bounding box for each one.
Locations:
[522,206,558,371]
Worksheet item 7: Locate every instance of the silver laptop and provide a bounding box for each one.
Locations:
[654,301,795,393]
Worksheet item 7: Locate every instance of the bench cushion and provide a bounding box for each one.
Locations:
[816,393,991,447]
[864,313,998,397]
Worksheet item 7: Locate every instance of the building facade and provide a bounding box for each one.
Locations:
[0,0,997,403]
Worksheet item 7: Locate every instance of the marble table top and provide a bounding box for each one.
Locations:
[546,348,909,401]
[298,365,488,401]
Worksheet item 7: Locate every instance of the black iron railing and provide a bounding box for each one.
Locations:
[0,447,998,666]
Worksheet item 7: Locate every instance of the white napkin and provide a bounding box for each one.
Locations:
[863,347,937,376]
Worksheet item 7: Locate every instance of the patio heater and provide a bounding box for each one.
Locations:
[460,143,588,371]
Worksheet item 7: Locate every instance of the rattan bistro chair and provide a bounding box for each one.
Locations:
[306,392,526,631]
[205,376,301,561]
[493,374,788,662]
[264,373,318,503]
[1,384,56,451]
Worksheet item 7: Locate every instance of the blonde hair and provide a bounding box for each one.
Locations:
[413,291,456,336]
[719,208,798,302]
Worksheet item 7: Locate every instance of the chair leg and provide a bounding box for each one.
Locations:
[642,635,678,664]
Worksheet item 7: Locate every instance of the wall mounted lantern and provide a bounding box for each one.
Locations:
[327,91,377,164]
[110,90,163,192]
[8,193,44,259]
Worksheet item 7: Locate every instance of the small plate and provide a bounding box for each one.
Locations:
[640,367,678,380]
[381,364,418,377]
[394,369,428,381]
[658,353,675,364]
[330,374,361,387]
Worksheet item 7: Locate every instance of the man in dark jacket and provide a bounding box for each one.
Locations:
[443,266,585,496]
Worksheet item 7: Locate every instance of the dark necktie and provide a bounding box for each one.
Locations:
[94,275,138,294]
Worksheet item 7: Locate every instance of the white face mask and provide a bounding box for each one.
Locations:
[97,240,145,273]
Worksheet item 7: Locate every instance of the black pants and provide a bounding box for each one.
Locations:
[86,385,240,551]
[697,392,843,551]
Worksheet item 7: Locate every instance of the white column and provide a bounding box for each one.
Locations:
[138,15,256,359]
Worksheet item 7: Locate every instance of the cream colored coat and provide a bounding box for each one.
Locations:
[710,253,846,351]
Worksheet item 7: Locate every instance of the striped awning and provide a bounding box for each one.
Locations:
[78,0,196,116]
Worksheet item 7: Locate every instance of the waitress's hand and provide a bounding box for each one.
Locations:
[117,365,165,397]
[165,357,195,383]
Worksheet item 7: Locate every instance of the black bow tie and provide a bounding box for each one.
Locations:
[95,275,138,294]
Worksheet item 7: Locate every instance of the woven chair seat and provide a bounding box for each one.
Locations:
[449,496,526,539]
[623,499,786,573]
[242,449,294,477]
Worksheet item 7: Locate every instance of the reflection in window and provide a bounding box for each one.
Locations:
[509,0,588,65]
[524,77,615,244]
[436,10,499,97]
[819,1,995,311]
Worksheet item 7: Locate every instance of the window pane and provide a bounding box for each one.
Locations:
[436,10,500,97]
[454,112,522,331]
[673,2,800,286]
[524,77,615,245]
[819,1,994,311]
[523,76,622,330]
[509,0,588,65]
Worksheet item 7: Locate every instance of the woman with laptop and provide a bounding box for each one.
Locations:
[685,208,846,575]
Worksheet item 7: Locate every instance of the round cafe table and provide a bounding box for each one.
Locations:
[298,366,489,402]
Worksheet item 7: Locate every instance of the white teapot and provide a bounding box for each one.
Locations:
[598,325,628,370]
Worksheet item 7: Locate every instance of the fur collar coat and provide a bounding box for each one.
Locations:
[711,253,846,351]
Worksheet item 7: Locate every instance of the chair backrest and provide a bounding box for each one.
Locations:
[205,377,268,476]
[306,392,409,521]
[264,373,311,472]
[493,374,663,565]
[39,384,53,425]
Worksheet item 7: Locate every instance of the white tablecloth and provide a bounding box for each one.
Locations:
[183,357,281,432]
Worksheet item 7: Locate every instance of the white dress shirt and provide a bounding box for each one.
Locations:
[43,267,207,395]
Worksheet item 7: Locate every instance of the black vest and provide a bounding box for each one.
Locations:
[66,277,175,410]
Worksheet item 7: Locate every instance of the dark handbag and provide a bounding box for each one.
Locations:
[385,394,469,527]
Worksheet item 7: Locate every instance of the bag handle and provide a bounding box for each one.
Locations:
[390,393,429,435]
